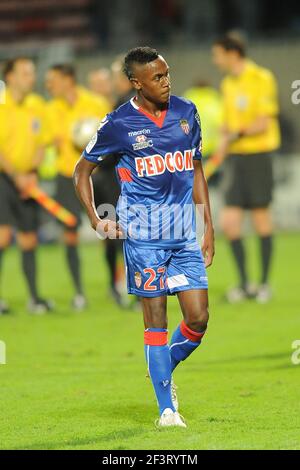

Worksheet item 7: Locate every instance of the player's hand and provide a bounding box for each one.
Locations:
[201,225,215,268]
[93,218,123,239]
[14,173,38,199]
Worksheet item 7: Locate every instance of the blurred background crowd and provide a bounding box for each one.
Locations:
[1,0,300,52]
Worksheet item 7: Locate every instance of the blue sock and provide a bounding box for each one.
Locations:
[144,328,175,415]
[169,321,206,372]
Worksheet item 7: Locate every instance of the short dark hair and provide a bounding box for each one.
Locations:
[49,64,76,81]
[214,33,246,57]
[123,47,159,79]
[3,57,33,80]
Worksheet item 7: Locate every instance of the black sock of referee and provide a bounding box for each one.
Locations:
[260,235,273,285]
[65,245,83,295]
[229,238,248,289]
[21,249,38,301]
[105,240,117,289]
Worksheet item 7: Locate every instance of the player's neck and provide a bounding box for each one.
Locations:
[8,86,28,104]
[134,95,167,117]
[230,58,247,77]
[64,86,78,106]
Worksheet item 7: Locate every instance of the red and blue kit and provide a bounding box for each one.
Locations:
[83,95,208,297]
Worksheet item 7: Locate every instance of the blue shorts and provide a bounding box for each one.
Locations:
[123,241,208,297]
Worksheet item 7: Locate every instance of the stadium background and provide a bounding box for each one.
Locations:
[0,0,300,450]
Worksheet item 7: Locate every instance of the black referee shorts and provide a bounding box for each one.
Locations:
[56,174,82,229]
[222,152,274,209]
[0,173,40,232]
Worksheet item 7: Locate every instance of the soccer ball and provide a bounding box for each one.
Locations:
[71,117,100,150]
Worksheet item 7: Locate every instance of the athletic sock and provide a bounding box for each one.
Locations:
[169,321,206,372]
[260,235,273,284]
[65,245,83,295]
[144,328,175,415]
[229,238,248,288]
[21,249,38,301]
[105,240,117,288]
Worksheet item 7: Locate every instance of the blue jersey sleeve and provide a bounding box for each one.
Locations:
[83,115,122,164]
[191,105,202,160]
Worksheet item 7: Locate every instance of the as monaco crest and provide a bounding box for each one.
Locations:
[180,119,190,135]
[134,272,142,288]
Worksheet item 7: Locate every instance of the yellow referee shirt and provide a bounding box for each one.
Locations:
[46,86,111,177]
[221,60,281,154]
[0,89,46,173]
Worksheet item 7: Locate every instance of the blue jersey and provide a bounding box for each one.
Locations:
[83,95,202,249]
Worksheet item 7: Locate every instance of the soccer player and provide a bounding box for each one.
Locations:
[73,47,215,427]
[0,58,52,314]
[212,34,281,303]
[46,64,111,310]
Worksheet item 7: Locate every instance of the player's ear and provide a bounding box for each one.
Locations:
[130,77,141,91]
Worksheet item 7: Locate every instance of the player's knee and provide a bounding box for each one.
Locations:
[63,230,78,246]
[0,228,13,248]
[221,219,239,239]
[17,232,38,250]
[252,213,273,236]
[187,305,209,333]
[220,211,242,239]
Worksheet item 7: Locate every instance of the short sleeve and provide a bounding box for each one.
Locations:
[83,115,122,164]
[191,104,202,160]
[256,72,279,117]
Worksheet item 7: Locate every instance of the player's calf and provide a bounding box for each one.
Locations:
[169,320,207,372]
[0,226,13,249]
[169,296,209,372]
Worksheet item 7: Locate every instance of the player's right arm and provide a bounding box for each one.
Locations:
[73,156,102,230]
[73,114,123,238]
[73,157,123,238]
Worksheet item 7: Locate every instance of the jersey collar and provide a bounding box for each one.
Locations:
[130,97,168,128]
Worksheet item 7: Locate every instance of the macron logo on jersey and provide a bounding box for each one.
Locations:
[128,129,151,137]
[135,149,194,177]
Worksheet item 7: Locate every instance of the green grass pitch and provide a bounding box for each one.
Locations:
[0,233,299,450]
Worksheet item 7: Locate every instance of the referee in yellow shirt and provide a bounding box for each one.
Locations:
[212,34,281,303]
[0,58,52,314]
[45,64,111,310]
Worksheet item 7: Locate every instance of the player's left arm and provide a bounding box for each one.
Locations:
[193,159,215,268]
[190,103,215,267]
[231,116,270,139]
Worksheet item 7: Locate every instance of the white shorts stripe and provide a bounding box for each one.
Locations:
[167,274,189,289]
